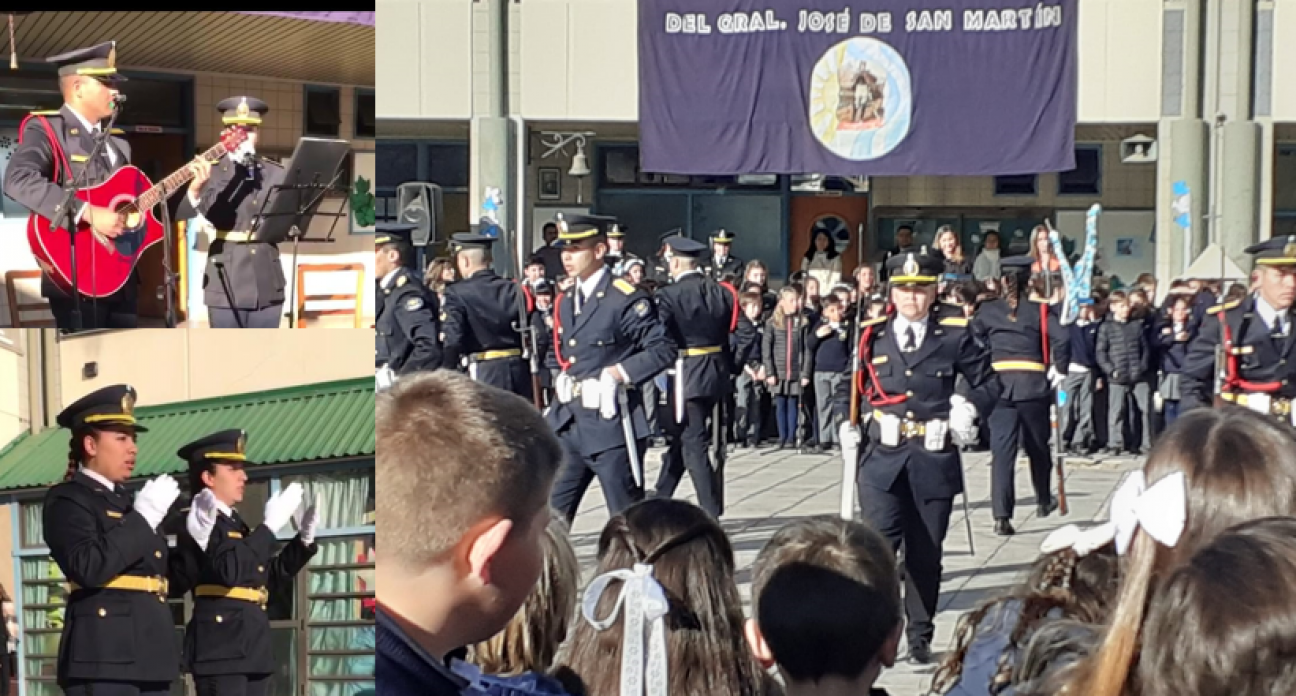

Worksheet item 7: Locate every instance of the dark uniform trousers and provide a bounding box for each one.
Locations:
[650,273,735,518]
[180,509,316,696]
[973,298,1070,521]
[545,272,675,521]
[1181,294,1296,420]
[841,312,993,647]
[42,472,197,691]
[3,105,138,331]
[176,156,289,327]
[441,269,535,400]
[376,268,442,375]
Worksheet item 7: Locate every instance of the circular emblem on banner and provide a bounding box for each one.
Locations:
[808,38,912,161]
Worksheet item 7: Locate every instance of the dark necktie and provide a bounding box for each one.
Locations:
[1274,316,1287,340]
[904,326,916,352]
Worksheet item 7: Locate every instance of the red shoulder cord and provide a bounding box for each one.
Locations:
[1040,303,1050,365]
[517,280,536,313]
[1219,311,1280,393]
[19,114,72,186]
[855,303,906,407]
[551,291,570,371]
[719,280,740,331]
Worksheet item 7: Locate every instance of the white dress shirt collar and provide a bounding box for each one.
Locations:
[1254,293,1290,333]
[892,312,929,351]
[80,467,117,492]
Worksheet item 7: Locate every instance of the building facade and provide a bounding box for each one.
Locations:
[378,0,1296,290]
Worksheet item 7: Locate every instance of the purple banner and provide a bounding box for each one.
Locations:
[638,1,1076,176]
[234,11,375,26]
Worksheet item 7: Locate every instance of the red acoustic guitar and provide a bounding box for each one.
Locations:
[26,126,248,297]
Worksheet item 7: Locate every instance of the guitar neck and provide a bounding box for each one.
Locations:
[132,141,230,212]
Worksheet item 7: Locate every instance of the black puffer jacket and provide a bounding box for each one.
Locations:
[1097,318,1150,385]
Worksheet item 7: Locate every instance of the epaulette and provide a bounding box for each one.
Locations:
[109,128,125,136]
[939,316,969,327]
[613,278,636,295]
[860,316,888,328]
[29,110,59,116]
[1207,299,1240,315]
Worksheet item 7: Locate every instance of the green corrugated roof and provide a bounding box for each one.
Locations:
[0,378,374,492]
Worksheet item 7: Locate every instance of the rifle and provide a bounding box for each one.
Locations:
[713,399,726,515]
[1040,220,1068,516]
[840,292,866,520]
[513,228,544,409]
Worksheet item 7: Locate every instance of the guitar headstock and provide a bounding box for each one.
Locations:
[219,126,249,153]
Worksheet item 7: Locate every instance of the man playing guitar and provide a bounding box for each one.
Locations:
[3,41,134,330]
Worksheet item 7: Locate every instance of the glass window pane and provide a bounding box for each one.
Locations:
[692,195,784,280]
[306,89,342,137]
[310,653,373,677]
[267,627,298,696]
[114,78,186,128]
[26,681,61,696]
[21,502,44,548]
[25,657,57,678]
[310,626,374,650]
[595,194,691,262]
[355,92,375,139]
[309,682,373,696]
[376,143,419,191]
[425,143,469,189]
[24,632,60,656]
[282,471,374,530]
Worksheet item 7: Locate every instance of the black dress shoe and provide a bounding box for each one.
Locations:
[994,518,1015,536]
[1038,499,1059,518]
[907,639,933,665]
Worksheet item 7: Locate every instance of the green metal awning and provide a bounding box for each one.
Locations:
[0,378,374,493]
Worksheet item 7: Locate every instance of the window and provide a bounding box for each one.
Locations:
[598,144,778,190]
[1059,146,1102,195]
[304,86,341,138]
[281,470,375,696]
[354,90,374,139]
[114,77,189,129]
[994,174,1037,196]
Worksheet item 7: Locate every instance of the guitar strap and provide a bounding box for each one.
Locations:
[17,114,74,188]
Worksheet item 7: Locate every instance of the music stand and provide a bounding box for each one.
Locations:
[251,137,350,328]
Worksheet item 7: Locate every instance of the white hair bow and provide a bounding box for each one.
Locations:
[1039,522,1117,557]
[1108,471,1187,555]
[581,563,670,696]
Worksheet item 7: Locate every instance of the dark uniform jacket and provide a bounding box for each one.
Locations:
[702,253,744,282]
[972,298,1070,402]
[42,472,195,685]
[177,154,288,310]
[654,272,735,403]
[545,271,675,456]
[4,105,134,302]
[376,267,442,374]
[440,269,531,396]
[1180,294,1296,411]
[840,314,993,499]
[178,507,316,676]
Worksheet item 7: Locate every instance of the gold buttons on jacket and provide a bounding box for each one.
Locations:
[569,339,576,347]
[98,608,106,617]
[905,391,914,397]
[258,565,265,573]
[216,615,223,623]
[155,550,163,558]
[905,370,913,377]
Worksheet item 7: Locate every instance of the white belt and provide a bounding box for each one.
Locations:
[872,411,950,451]
[554,372,620,419]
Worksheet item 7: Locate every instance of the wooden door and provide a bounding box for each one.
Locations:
[127,133,189,321]
[788,195,871,280]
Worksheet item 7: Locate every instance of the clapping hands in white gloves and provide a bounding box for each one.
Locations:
[134,474,181,531]
[263,482,304,535]
[949,394,979,444]
[186,488,220,550]
[293,494,321,546]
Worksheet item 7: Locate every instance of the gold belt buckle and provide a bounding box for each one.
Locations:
[1275,399,1293,417]
[257,586,269,609]
[155,576,169,601]
[901,420,923,439]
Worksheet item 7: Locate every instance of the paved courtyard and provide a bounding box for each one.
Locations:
[568,445,1141,696]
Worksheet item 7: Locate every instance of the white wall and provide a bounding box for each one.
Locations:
[1076,0,1162,123]
[1057,209,1157,287]
[1273,0,1296,121]
[377,0,473,120]
[519,0,639,120]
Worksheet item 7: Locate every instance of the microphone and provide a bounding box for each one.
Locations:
[112,93,127,105]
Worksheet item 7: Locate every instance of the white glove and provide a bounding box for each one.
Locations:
[263,482,304,534]
[186,488,220,551]
[1047,366,1066,390]
[598,371,620,420]
[376,365,396,391]
[133,474,181,531]
[838,421,862,452]
[949,394,978,444]
[294,494,321,545]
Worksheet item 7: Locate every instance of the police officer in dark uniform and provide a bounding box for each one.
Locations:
[440,233,533,399]
[545,215,675,522]
[837,249,994,664]
[375,223,442,377]
[649,230,677,285]
[42,384,192,696]
[179,97,288,328]
[177,430,319,696]
[972,255,1070,536]
[3,41,136,331]
[604,224,641,277]
[650,236,736,517]
[1181,235,1296,425]
[703,228,745,282]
